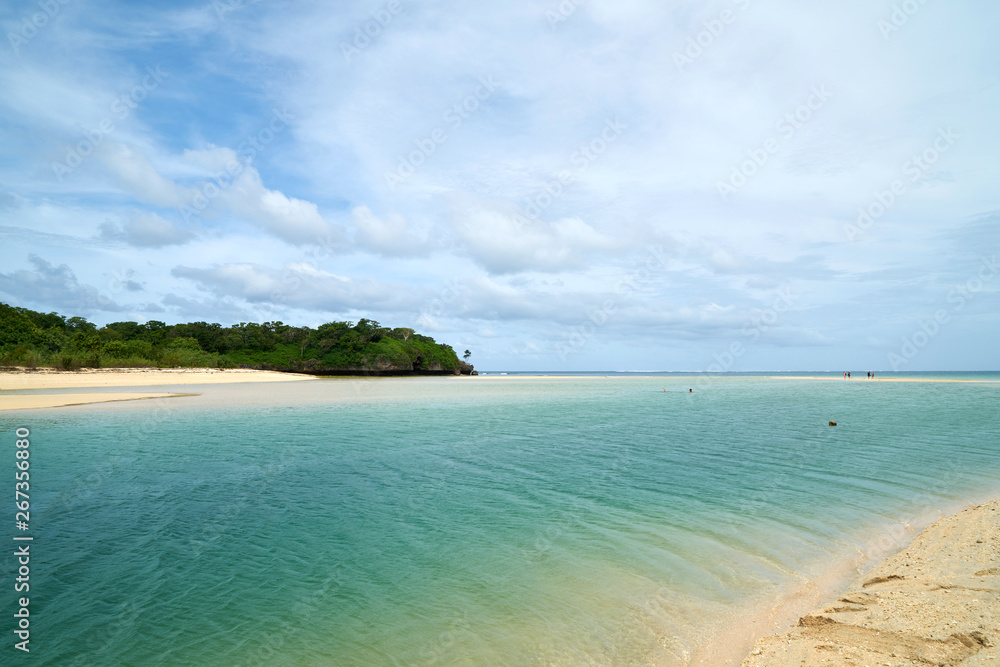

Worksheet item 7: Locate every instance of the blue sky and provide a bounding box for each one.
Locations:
[1,0,998,371]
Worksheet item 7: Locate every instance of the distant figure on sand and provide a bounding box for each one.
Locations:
[843,372,847,379]
[848,371,851,379]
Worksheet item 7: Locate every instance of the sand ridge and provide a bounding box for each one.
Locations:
[741,499,1000,666]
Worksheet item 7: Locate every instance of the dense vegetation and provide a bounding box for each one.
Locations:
[0,302,466,375]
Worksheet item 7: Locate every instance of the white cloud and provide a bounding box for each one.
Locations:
[97,142,344,247]
[101,142,189,208]
[0,254,124,314]
[448,196,622,274]
[171,261,415,313]
[99,211,195,247]
[243,180,335,246]
[351,205,430,257]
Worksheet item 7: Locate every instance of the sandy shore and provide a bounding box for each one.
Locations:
[741,499,1000,666]
[0,367,313,411]
[0,367,311,390]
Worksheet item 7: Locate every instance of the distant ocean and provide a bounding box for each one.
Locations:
[4,373,999,665]
[480,370,1000,379]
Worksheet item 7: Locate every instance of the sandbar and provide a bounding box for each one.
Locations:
[0,392,196,411]
[0,367,313,411]
[741,499,1000,666]
[0,367,312,390]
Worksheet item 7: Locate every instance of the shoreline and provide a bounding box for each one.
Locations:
[738,498,1000,666]
[684,492,983,666]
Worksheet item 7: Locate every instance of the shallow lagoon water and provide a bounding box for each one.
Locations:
[3,374,999,665]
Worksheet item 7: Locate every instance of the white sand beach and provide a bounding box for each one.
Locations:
[0,367,312,411]
[741,499,1000,666]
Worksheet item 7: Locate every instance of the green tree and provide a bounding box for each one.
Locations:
[389,327,414,342]
[142,321,169,344]
[103,321,145,340]
[66,316,96,333]
[22,309,66,331]
[0,301,463,373]
[0,303,42,347]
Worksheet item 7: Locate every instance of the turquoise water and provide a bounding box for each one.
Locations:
[3,374,999,665]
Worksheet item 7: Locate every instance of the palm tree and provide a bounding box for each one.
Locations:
[463,349,471,362]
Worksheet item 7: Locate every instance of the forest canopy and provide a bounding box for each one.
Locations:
[0,302,465,375]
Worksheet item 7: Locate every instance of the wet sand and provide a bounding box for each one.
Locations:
[741,499,1000,666]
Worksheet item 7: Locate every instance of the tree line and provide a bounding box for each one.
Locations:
[0,302,464,374]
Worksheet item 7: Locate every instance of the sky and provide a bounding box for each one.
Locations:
[1,0,998,371]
